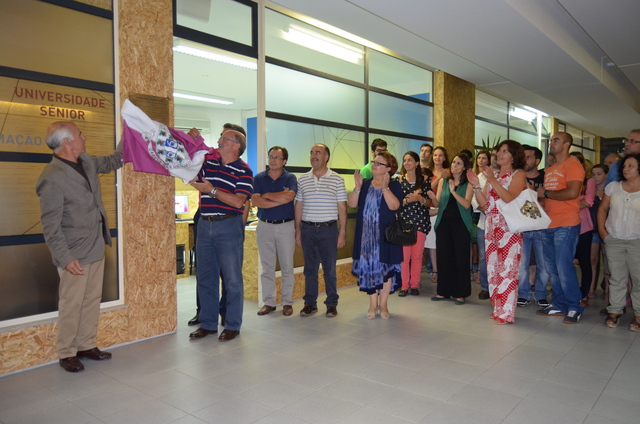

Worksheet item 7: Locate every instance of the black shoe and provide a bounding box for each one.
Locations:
[326,306,338,317]
[536,299,550,307]
[189,328,218,339]
[300,304,318,316]
[516,297,530,307]
[188,314,200,326]
[59,357,84,373]
[398,290,408,297]
[478,290,490,300]
[410,288,420,296]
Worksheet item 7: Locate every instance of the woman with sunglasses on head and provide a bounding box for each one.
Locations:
[349,152,404,319]
[426,153,474,305]
[469,140,526,324]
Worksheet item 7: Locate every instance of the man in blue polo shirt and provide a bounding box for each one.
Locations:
[252,146,297,317]
[188,124,253,341]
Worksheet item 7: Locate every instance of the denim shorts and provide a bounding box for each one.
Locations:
[592,231,602,244]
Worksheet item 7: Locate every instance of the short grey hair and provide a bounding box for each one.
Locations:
[45,122,76,151]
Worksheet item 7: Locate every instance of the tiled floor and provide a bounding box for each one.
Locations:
[2,273,640,424]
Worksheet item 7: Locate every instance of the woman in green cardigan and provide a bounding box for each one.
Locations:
[426,154,474,304]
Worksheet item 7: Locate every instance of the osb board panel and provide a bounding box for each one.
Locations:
[119,0,176,340]
[243,230,259,300]
[0,308,127,375]
[434,71,475,155]
[176,222,190,279]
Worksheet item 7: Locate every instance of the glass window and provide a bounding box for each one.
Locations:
[583,132,595,149]
[476,91,508,124]
[0,0,113,84]
[265,118,364,170]
[368,50,432,101]
[369,92,431,137]
[266,64,365,126]
[176,0,253,46]
[475,119,508,149]
[265,9,364,83]
[509,128,539,147]
[368,133,427,166]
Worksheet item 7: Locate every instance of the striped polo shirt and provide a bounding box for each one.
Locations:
[295,168,347,222]
[199,157,253,216]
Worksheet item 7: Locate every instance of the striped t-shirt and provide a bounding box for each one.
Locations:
[199,157,253,216]
[295,168,347,222]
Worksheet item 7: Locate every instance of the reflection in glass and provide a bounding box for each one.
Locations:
[368,133,427,166]
[266,64,365,126]
[476,91,508,125]
[176,0,253,46]
[369,50,432,100]
[475,119,508,148]
[266,9,364,83]
[369,92,431,137]
[266,118,364,169]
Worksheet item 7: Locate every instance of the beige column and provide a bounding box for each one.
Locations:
[433,71,476,156]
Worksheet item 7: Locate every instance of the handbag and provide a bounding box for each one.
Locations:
[384,213,417,245]
[496,188,551,233]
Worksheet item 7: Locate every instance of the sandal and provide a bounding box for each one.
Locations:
[629,318,640,333]
[430,295,448,301]
[398,289,408,297]
[431,272,438,283]
[453,298,465,305]
[605,314,621,328]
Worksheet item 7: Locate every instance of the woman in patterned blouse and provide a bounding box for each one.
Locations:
[398,151,432,297]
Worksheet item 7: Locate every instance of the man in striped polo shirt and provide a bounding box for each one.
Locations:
[295,143,347,317]
[189,124,253,341]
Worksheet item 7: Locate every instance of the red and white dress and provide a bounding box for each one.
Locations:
[485,171,523,324]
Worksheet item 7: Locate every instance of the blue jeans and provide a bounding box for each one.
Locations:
[477,227,488,292]
[542,225,582,314]
[196,216,245,331]
[301,222,339,307]
[518,230,549,301]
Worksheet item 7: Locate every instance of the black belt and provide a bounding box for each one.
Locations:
[261,219,293,224]
[302,220,336,227]
[201,214,237,222]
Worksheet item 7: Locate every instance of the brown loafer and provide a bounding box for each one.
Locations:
[218,329,240,341]
[283,305,293,316]
[59,357,84,372]
[189,328,218,339]
[257,305,276,315]
[76,347,112,361]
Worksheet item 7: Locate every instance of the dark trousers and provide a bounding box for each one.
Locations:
[575,230,593,298]
[301,222,339,307]
[436,216,471,298]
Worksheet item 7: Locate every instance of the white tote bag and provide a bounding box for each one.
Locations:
[496,188,551,233]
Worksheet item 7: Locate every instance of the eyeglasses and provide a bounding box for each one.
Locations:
[375,148,387,153]
[623,138,640,144]
[218,136,237,143]
[268,155,284,160]
[371,161,390,168]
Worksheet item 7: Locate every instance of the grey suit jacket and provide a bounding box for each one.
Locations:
[36,151,123,269]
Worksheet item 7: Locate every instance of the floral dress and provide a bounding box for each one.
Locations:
[485,171,523,323]
[352,185,402,294]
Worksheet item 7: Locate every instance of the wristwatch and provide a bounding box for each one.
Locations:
[209,188,217,198]
[543,190,549,199]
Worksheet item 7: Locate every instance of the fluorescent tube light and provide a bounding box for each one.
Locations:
[173,40,257,70]
[510,106,537,122]
[174,92,233,105]
[283,26,363,63]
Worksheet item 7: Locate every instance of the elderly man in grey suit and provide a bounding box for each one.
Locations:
[36,121,123,373]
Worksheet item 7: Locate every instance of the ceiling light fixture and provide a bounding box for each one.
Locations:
[283,26,363,64]
[173,39,257,70]
[174,91,234,105]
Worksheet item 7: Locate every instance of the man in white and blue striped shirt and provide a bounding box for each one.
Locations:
[295,144,347,317]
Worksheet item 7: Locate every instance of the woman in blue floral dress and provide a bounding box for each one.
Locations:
[348,152,403,319]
